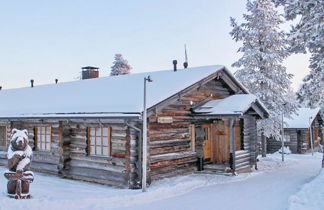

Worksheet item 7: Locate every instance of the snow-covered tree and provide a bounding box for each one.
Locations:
[230,0,298,139]
[110,54,132,76]
[273,0,324,108]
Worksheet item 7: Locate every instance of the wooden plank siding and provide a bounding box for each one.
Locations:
[147,78,233,180]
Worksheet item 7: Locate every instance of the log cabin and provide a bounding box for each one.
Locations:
[0,65,268,188]
[267,108,323,154]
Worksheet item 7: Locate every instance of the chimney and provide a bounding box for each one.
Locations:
[173,60,178,71]
[183,62,188,69]
[30,79,34,88]
[55,79,58,84]
[0,86,2,90]
[81,66,99,80]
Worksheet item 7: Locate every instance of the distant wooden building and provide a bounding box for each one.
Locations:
[0,65,268,188]
[267,108,323,154]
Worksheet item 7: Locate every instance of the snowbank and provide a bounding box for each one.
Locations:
[289,167,324,210]
[0,153,318,210]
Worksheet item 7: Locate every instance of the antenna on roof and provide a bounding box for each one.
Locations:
[183,44,188,69]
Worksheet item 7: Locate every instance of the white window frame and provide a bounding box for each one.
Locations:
[35,126,51,151]
[88,127,111,157]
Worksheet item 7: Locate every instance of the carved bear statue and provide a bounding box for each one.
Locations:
[4,128,34,198]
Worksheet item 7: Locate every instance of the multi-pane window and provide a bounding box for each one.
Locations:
[88,127,111,156]
[0,126,7,150]
[36,126,51,151]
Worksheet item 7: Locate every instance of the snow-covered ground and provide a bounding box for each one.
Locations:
[289,161,324,210]
[0,153,321,210]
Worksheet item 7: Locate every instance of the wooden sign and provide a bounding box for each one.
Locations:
[157,117,173,124]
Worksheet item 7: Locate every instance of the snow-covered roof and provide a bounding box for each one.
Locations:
[193,94,268,117]
[0,65,241,118]
[284,108,321,129]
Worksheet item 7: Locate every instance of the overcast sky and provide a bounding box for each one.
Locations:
[0,0,309,90]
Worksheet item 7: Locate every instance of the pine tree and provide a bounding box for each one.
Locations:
[110,54,132,76]
[230,0,297,139]
[273,0,324,108]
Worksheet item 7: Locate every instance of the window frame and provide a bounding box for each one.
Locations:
[35,126,52,151]
[87,127,112,157]
[0,126,8,150]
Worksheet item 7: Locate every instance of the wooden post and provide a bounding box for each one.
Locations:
[142,76,152,192]
[142,78,148,192]
[322,126,324,168]
[309,117,314,156]
[261,133,266,157]
[229,118,235,175]
[281,111,285,162]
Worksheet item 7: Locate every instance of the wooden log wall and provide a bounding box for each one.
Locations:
[243,115,257,167]
[234,150,251,172]
[0,119,63,174]
[148,78,232,180]
[267,129,312,154]
[234,119,242,151]
[61,119,130,188]
[0,118,138,188]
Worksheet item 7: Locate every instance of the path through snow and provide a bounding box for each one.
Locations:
[0,153,321,210]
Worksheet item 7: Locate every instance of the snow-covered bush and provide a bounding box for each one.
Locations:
[275,146,291,155]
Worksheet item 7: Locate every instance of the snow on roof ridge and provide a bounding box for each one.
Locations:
[2,65,225,91]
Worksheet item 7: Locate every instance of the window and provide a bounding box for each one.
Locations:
[203,127,210,141]
[88,127,111,156]
[35,126,51,151]
[0,126,7,149]
[284,135,290,142]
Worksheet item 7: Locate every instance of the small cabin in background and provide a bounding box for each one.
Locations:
[267,108,323,154]
[81,66,99,80]
[0,65,268,188]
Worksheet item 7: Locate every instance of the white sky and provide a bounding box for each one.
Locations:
[0,0,309,91]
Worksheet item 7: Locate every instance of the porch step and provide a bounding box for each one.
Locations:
[195,170,233,176]
[235,151,250,159]
[235,150,247,155]
[235,156,251,164]
[235,161,250,169]
[236,165,252,173]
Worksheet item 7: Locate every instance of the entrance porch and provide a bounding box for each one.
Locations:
[191,94,269,174]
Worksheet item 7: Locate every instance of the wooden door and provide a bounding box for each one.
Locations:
[212,120,230,164]
[202,124,212,161]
